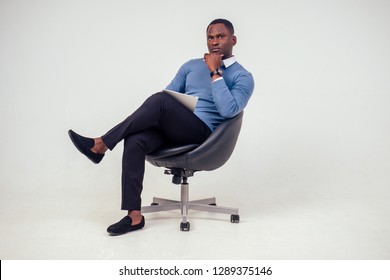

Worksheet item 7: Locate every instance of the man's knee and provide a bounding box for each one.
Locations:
[148,91,174,105]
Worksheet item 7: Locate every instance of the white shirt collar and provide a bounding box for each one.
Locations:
[222,56,237,68]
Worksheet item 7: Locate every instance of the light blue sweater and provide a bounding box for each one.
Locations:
[166,58,255,131]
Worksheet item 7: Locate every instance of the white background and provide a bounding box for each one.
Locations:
[0,0,389,260]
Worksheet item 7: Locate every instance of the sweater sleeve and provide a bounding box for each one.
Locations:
[211,71,254,118]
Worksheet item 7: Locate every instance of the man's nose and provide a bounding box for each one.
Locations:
[211,39,219,45]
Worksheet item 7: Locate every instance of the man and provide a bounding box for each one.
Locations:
[68,19,254,236]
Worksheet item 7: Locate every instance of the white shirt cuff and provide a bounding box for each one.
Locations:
[212,77,223,82]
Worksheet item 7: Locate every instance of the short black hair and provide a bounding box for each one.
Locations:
[207,18,235,35]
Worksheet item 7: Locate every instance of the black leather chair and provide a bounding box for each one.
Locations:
[141,111,244,231]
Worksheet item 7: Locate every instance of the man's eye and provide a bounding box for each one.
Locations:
[218,35,224,39]
[208,37,213,41]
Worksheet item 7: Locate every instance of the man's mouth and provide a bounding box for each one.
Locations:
[211,48,220,52]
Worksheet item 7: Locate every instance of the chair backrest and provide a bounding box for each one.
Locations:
[146,111,244,171]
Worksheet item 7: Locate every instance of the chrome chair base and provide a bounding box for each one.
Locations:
[141,181,239,231]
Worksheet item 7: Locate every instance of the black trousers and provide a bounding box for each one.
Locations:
[101,92,212,211]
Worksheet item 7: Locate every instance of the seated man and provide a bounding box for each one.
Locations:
[69,18,255,236]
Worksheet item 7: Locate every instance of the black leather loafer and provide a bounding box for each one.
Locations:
[68,129,104,164]
[107,216,145,236]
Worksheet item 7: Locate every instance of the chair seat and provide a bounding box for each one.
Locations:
[146,112,244,171]
[147,144,199,159]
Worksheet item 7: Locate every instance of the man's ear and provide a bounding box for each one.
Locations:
[232,35,237,46]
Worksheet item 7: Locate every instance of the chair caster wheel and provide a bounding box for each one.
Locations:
[231,214,240,223]
[180,222,190,231]
[151,202,159,206]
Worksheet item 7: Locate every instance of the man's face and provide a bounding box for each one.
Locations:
[207,23,237,59]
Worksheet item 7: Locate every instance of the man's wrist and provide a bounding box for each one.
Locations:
[210,68,223,78]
